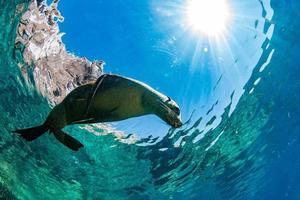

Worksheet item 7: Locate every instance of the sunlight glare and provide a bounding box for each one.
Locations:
[186,0,230,36]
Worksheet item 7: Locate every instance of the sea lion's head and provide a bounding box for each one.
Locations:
[143,91,182,128]
[159,96,182,128]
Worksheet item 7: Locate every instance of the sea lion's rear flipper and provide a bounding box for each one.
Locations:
[52,129,83,151]
[13,124,49,141]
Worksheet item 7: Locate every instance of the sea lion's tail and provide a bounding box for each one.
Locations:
[13,123,49,141]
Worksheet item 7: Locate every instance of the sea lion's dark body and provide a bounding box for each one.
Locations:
[63,74,149,125]
[14,74,182,151]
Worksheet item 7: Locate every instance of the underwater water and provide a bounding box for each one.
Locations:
[0,0,300,199]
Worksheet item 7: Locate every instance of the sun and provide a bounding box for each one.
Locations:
[186,0,231,36]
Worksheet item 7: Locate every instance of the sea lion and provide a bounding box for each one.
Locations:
[13,74,182,151]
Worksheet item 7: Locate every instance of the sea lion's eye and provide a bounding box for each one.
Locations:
[173,107,180,115]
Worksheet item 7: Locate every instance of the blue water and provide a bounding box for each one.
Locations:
[0,0,300,199]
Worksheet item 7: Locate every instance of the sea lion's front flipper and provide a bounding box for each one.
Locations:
[52,129,83,151]
[84,74,108,117]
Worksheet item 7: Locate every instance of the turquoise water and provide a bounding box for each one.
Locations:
[1,0,300,199]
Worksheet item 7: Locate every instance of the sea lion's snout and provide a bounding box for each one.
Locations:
[169,118,183,128]
[173,119,183,128]
[166,112,182,128]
